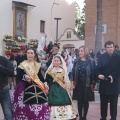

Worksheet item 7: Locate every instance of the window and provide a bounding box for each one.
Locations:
[95,24,107,34]
[40,20,45,33]
[67,31,71,38]
[102,24,107,34]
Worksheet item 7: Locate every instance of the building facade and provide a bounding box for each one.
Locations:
[85,0,120,50]
[59,28,84,51]
[0,0,81,55]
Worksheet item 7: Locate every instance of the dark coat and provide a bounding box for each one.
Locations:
[15,55,25,66]
[71,58,96,87]
[0,56,14,89]
[72,58,96,101]
[95,52,120,94]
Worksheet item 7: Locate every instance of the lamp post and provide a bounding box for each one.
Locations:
[50,2,59,41]
[54,18,61,44]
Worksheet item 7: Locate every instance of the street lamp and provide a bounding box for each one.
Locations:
[50,2,59,41]
[54,18,61,44]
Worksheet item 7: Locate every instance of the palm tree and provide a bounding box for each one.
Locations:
[95,0,102,54]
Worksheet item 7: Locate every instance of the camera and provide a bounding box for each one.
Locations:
[104,77,111,82]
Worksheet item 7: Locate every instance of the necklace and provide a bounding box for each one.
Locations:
[55,67,59,70]
[27,60,35,67]
[53,67,60,72]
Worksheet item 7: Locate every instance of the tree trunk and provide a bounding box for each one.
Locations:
[95,0,102,54]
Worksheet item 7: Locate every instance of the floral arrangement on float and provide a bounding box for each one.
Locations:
[3,35,14,42]
[3,35,13,55]
[20,45,26,52]
[11,42,21,52]
[28,39,38,49]
[14,36,27,42]
[3,35,27,55]
[4,45,12,55]
[4,41,19,55]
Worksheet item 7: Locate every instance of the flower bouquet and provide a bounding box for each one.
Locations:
[11,42,21,52]
[3,35,14,42]
[14,36,27,42]
[5,49,13,55]
[20,45,26,51]
[28,39,38,49]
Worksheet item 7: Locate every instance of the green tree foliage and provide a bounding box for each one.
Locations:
[75,1,85,39]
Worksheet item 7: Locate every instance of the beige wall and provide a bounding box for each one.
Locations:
[0,0,13,55]
[59,40,85,52]
[0,0,75,55]
[59,29,85,51]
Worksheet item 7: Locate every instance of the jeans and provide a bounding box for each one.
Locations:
[0,86,13,120]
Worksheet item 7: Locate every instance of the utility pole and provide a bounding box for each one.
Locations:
[50,2,59,41]
[54,18,61,44]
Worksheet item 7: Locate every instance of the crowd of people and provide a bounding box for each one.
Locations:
[0,40,120,120]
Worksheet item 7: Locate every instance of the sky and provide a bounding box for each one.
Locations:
[76,0,84,12]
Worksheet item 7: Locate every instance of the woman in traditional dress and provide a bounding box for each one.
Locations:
[11,48,50,120]
[71,46,97,120]
[45,54,76,120]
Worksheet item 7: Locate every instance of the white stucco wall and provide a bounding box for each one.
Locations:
[59,40,85,52]
[59,29,85,51]
[59,29,79,41]
[0,0,13,55]
[0,0,75,55]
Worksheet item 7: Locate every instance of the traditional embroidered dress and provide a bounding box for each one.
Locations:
[45,54,76,120]
[11,60,50,120]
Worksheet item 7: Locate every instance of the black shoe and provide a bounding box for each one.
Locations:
[83,117,87,120]
[79,118,83,120]
[80,117,86,120]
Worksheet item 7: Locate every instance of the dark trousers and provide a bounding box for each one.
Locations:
[100,94,118,120]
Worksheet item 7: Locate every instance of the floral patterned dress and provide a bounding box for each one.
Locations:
[45,67,76,120]
[11,60,50,120]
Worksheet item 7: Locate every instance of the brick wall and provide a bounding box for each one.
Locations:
[85,0,119,50]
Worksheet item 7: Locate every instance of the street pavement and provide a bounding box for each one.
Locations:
[0,91,120,120]
[87,91,120,120]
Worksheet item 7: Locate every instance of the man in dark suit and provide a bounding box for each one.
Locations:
[96,41,120,120]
